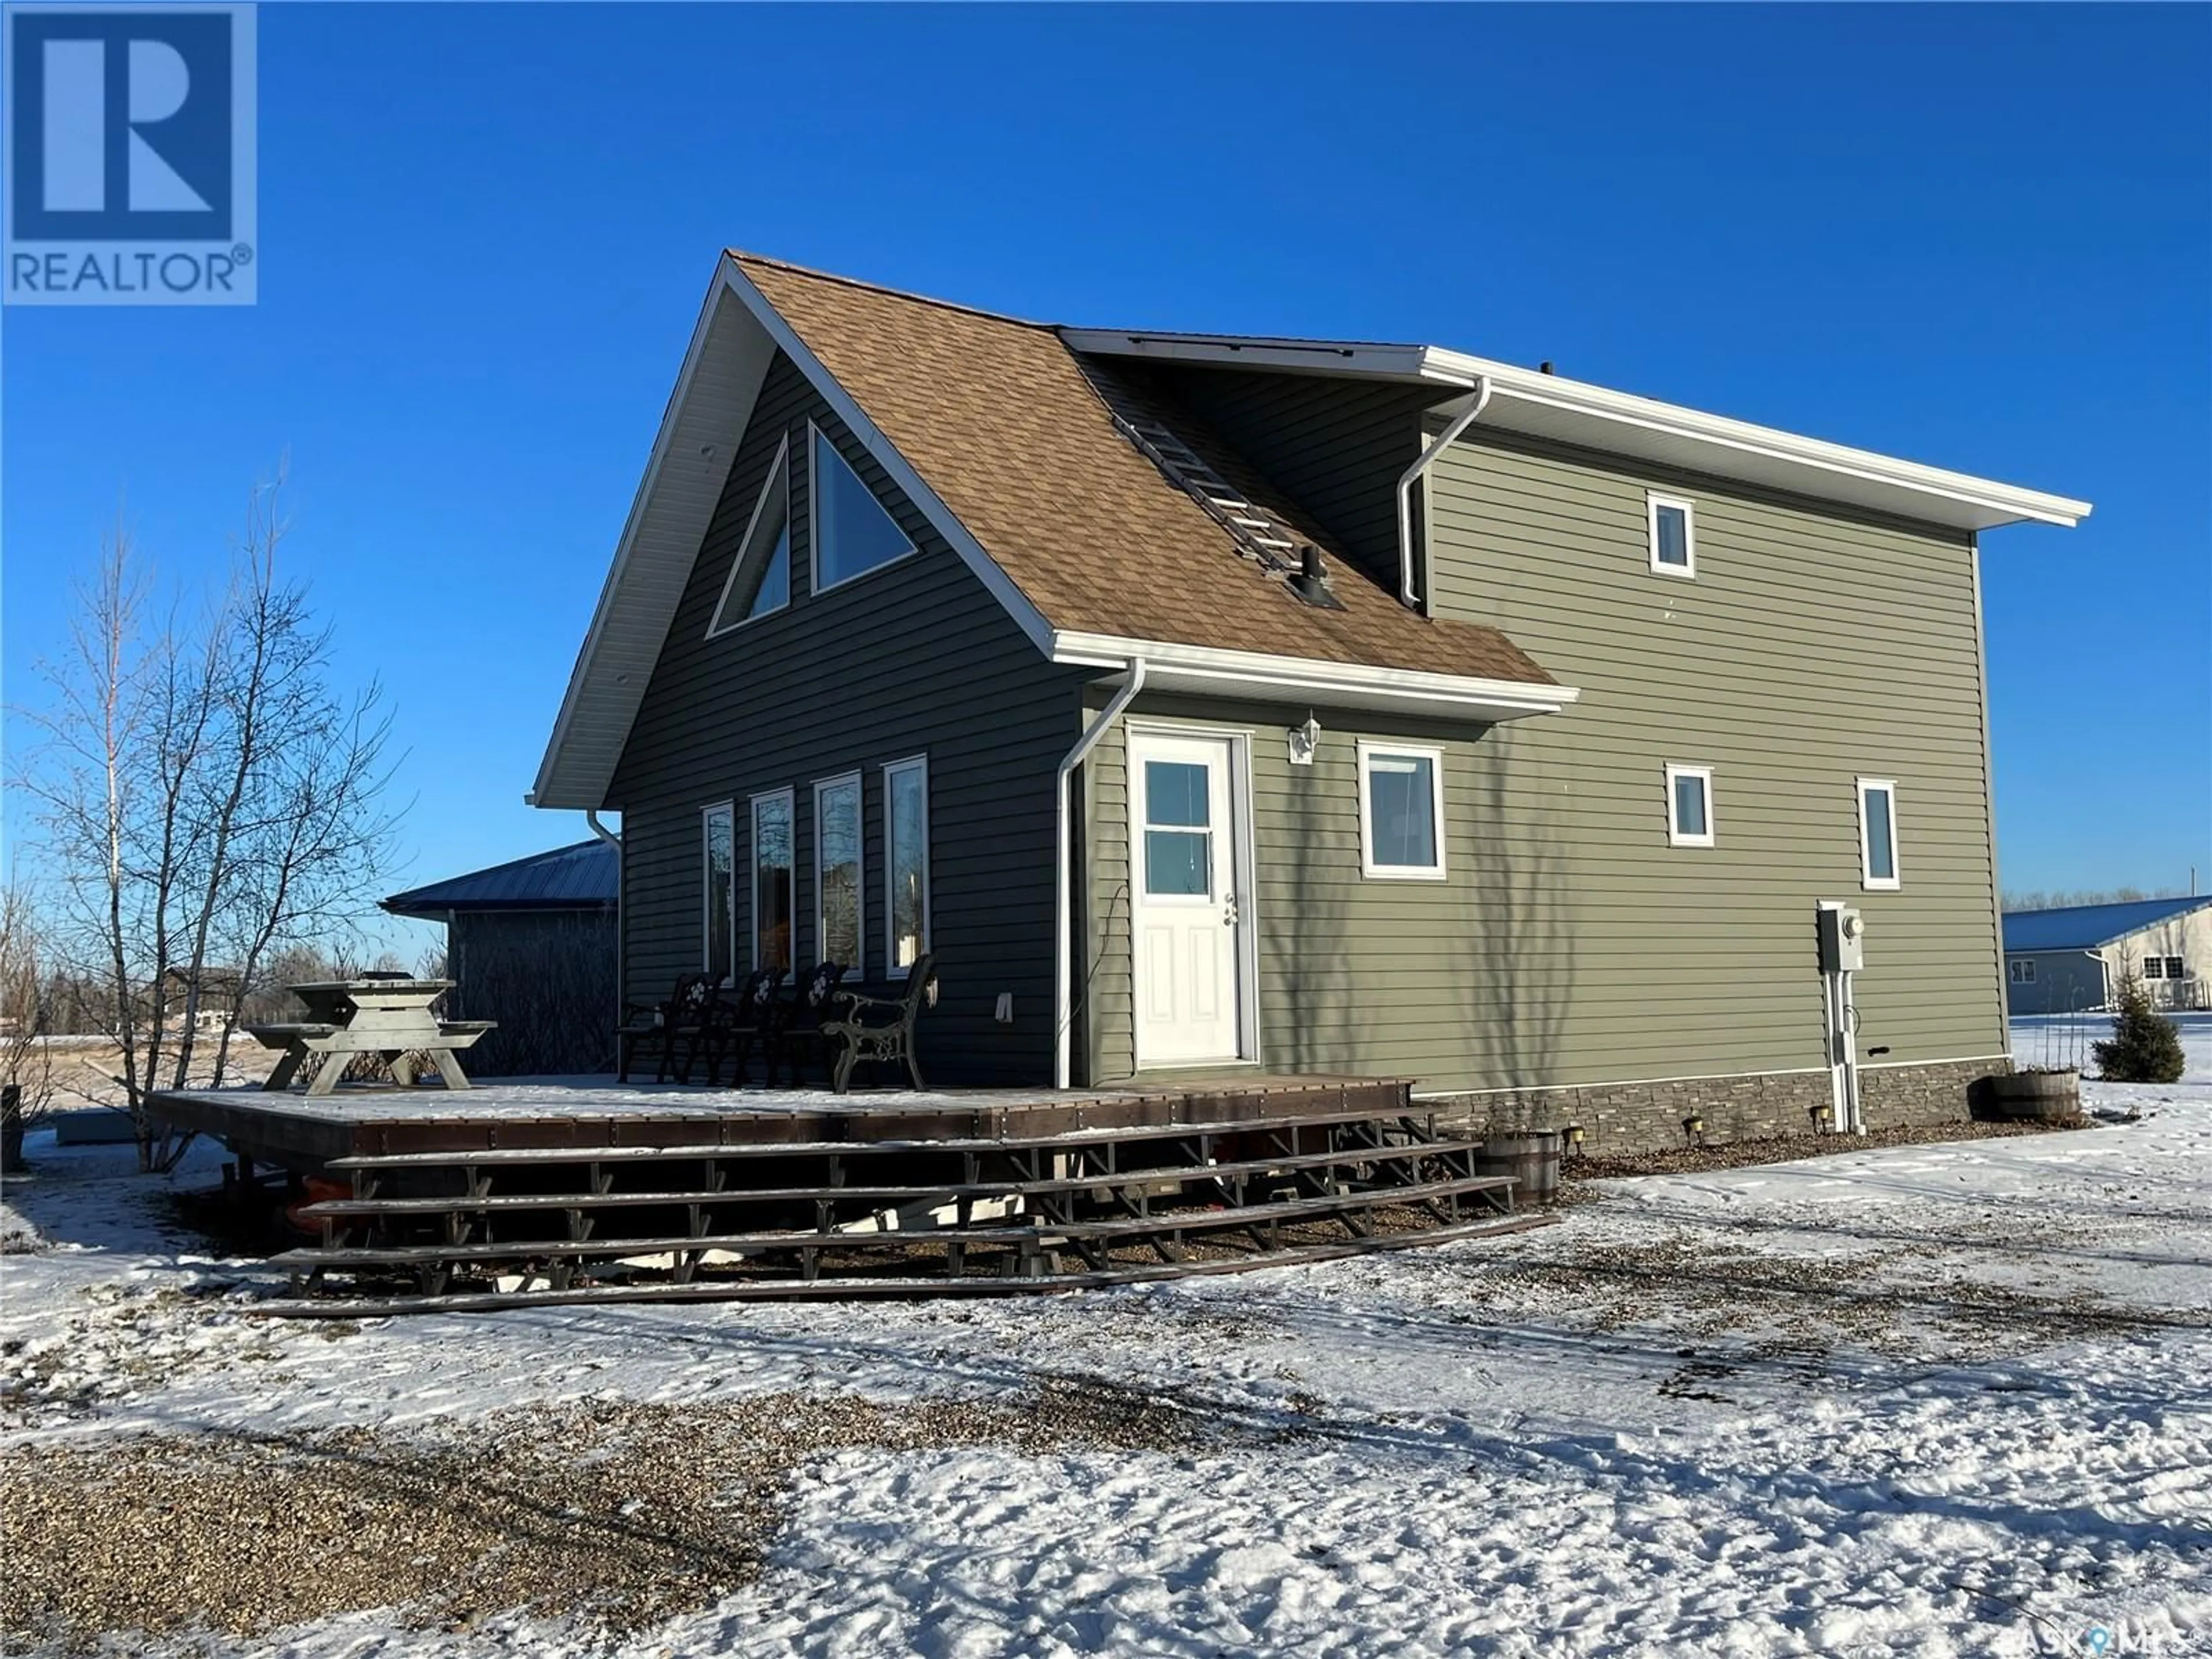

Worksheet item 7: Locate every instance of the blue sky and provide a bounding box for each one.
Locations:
[5,3,2208,959]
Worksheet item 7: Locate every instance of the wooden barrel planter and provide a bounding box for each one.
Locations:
[1474,1132,1562,1203]
[1981,1069,2081,1123]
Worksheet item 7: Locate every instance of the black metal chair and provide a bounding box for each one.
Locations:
[766,962,847,1086]
[824,954,938,1094]
[716,967,785,1085]
[615,973,724,1084]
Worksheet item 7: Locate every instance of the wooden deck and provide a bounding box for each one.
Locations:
[146,1076,1551,1314]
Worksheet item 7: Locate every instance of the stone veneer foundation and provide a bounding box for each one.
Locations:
[1424,1057,2009,1158]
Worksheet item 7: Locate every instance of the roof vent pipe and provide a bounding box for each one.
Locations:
[1289,545,1342,609]
[1397,376,1492,613]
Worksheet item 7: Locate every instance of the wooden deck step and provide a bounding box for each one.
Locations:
[306,1138,1491,1217]
[317,1104,1440,1170]
[277,1172,1517,1270]
[256,1211,1559,1317]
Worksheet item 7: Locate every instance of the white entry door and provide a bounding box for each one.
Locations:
[1130,730,1246,1066]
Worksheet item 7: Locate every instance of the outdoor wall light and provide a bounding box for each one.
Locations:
[1287,712,1321,767]
[1683,1113,1706,1140]
[1562,1122,1586,1150]
[1811,1102,1834,1132]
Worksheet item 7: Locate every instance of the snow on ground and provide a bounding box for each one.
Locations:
[2,1022,2209,1657]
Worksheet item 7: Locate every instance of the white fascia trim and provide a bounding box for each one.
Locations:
[723,259,1056,654]
[1049,631,1580,720]
[1058,329,2089,529]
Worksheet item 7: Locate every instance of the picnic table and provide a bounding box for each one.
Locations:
[245,977,494,1097]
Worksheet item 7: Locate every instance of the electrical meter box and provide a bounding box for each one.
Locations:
[1818,904,1865,972]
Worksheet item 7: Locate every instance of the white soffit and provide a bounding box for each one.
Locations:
[1059,329,2091,533]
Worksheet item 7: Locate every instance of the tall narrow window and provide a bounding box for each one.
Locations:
[814,774,863,971]
[702,803,735,983]
[751,789,794,972]
[707,435,793,635]
[1665,764,1714,847]
[883,756,930,975]
[1358,743,1446,879]
[1857,778,1899,889]
[810,423,915,593]
[1647,493,1696,577]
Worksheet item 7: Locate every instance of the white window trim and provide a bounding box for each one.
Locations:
[809,421,918,598]
[1856,777,1901,891]
[1357,741,1448,880]
[1664,763,1715,848]
[880,755,930,979]
[700,801,736,982]
[749,787,795,972]
[1647,492,1697,578]
[706,434,791,638]
[812,771,865,974]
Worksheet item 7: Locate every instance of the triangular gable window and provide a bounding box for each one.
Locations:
[707,435,793,637]
[810,422,915,593]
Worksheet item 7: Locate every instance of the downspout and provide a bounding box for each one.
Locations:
[1397,376,1493,612]
[1055,659,1147,1090]
[585,809,621,849]
[585,810,623,1056]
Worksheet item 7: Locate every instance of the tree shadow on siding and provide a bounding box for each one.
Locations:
[1464,722,1570,1104]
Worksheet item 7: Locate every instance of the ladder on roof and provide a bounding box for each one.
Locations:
[1083,373,1306,577]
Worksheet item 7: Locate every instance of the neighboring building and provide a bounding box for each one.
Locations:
[158,965,241,1035]
[529,251,2088,1150]
[382,840,618,1075]
[2003,895,2212,1014]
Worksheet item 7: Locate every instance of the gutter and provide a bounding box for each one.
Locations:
[1054,658,1147,1089]
[1397,378,1491,611]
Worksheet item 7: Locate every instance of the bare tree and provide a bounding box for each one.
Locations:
[14,476,403,1172]
[1,885,56,1173]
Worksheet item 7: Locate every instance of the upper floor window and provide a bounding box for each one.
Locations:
[1857,778,1900,890]
[1647,493,1696,578]
[1358,743,1446,879]
[1665,763,1714,847]
[2009,958,2036,985]
[706,435,792,635]
[2145,956,2168,980]
[810,423,915,593]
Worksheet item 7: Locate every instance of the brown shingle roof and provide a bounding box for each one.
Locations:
[733,254,1555,688]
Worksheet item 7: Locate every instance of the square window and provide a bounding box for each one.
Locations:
[1648,494,1696,577]
[1358,743,1446,879]
[2168,957,2190,979]
[1664,764,1714,847]
[1857,779,1900,890]
[2144,957,2166,979]
[2009,959,2036,985]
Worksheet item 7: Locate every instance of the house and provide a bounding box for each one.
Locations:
[381,840,619,1075]
[2002,895,2211,1014]
[157,965,241,1035]
[530,251,2088,1152]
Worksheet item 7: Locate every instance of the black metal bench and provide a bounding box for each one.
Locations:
[823,953,937,1093]
[763,962,847,1086]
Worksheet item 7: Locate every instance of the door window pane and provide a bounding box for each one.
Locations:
[816,775,862,970]
[1145,830,1211,897]
[1145,760,1210,828]
[752,792,793,972]
[885,759,929,972]
[703,805,734,983]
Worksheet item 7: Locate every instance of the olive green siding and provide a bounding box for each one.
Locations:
[1082,428,2008,1093]
[609,351,1088,1084]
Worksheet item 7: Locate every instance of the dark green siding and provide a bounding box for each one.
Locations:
[609,352,1087,1084]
